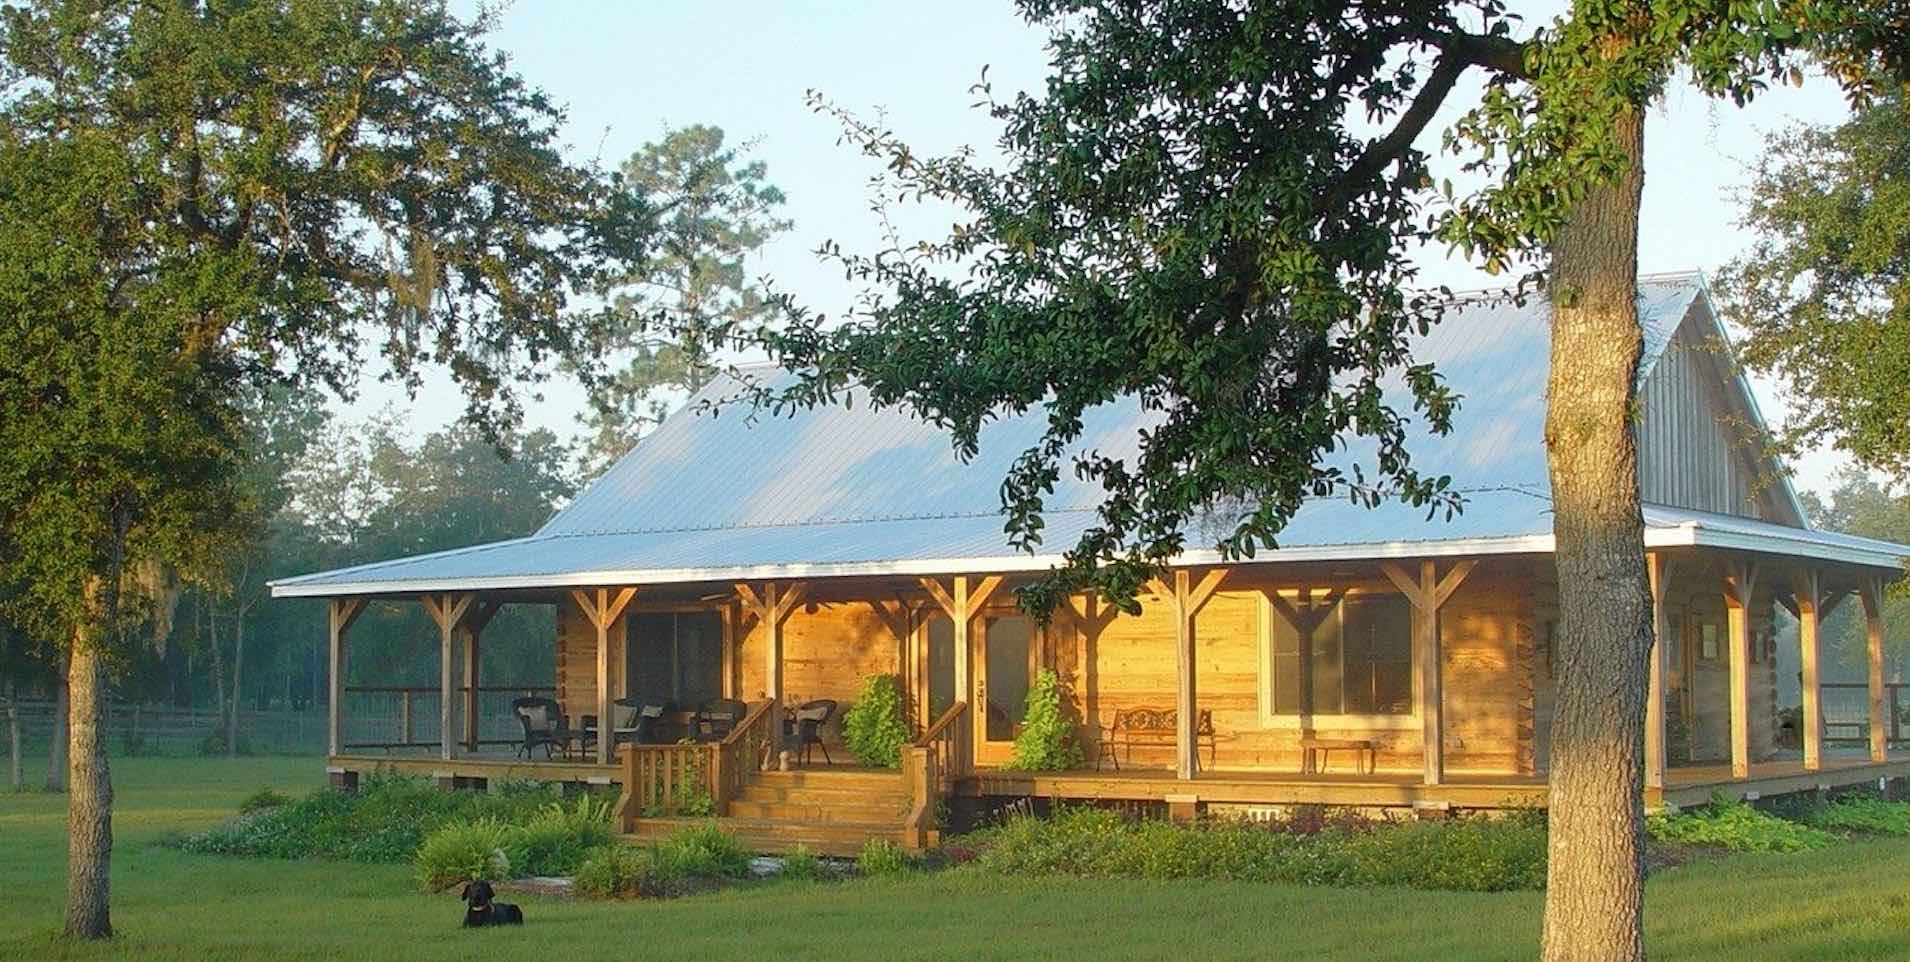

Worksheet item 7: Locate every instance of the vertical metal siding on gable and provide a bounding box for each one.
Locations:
[1637,321,1759,519]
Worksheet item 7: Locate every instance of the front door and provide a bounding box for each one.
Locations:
[974,613,1035,765]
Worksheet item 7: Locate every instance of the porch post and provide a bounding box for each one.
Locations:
[569,588,637,765]
[1382,559,1476,787]
[1151,569,1228,781]
[736,581,809,759]
[421,593,475,762]
[1863,577,1889,763]
[461,602,501,753]
[1645,552,1669,791]
[1791,570,1823,772]
[1721,560,1758,780]
[326,598,366,757]
[919,575,1003,758]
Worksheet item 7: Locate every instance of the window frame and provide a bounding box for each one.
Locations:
[1256,588,1421,730]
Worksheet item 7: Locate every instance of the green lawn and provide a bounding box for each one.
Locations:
[4,757,1910,961]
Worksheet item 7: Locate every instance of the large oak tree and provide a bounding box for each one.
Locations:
[740,2,1882,959]
[0,0,649,938]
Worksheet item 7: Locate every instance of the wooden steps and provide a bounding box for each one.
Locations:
[622,767,912,858]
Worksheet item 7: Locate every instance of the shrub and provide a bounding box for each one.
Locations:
[415,818,513,890]
[170,771,565,864]
[1007,669,1085,772]
[855,837,914,876]
[198,731,252,756]
[656,822,752,879]
[778,845,833,882]
[967,805,1549,892]
[574,844,676,899]
[1647,797,1839,853]
[238,788,291,814]
[1798,793,1910,836]
[506,796,616,877]
[842,674,911,768]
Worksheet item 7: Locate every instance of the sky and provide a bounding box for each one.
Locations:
[349,1,1863,498]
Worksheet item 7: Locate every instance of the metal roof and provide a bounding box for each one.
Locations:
[272,273,1906,598]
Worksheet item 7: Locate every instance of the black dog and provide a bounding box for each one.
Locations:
[460,880,524,927]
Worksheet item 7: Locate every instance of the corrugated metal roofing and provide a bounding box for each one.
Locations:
[272,273,1904,597]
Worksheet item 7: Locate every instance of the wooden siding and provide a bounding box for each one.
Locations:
[1529,552,1780,770]
[1637,315,1791,523]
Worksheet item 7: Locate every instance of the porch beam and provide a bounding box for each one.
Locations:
[1863,577,1889,763]
[1720,560,1759,780]
[1381,559,1475,787]
[327,598,366,757]
[1791,570,1823,772]
[1646,553,1670,791]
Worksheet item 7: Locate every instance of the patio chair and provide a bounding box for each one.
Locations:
[511,697,565,759]
[611,695,671,746]
[691,697,749,743]
[783,699,837,765]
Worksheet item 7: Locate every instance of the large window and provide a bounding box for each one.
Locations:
[626,611,723,708]
[1268,593,1413,718]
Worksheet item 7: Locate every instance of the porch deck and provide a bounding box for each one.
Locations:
[326,750,1910,814]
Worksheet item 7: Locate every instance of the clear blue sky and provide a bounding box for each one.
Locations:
[352,1,1859,495]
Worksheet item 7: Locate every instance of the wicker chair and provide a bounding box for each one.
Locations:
[783,699,837,765]
[511,697,565,759]
[691,697,749,743]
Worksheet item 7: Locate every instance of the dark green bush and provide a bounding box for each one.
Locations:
[655,822,752,880]
[573,844,676,898]
[778,845,834,882]
[170,772,567,864]
[855,837,916,876]
[968,806,1549,892]
[842,674,910,768]
[505,796,615,877]
[1006,669,1085,772]
[238,788,291,814]
[415,818,513,890]
[1797,793,1910,836]
[1647,797,1838,853]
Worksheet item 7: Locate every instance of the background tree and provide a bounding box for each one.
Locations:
[0,0,649,939]
[1800,472,1910,682]
[1717,92,1910,477]
[578,125,791,479]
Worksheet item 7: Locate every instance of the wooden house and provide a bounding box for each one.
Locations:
[273,273,1910,854]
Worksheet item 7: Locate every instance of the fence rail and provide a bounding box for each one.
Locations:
[3,698,326,755]
[2,684,557,759]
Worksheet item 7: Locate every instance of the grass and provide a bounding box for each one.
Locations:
[3,757,1910,961]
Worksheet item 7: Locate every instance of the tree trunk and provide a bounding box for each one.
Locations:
[209,602,225,718]
[1539,106,1652,962]
[65,628,113,939]
[8,680,21,793]
[46,652,69,792]
[228,606,244,758]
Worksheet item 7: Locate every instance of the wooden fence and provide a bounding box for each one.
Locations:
[7,699,338,757]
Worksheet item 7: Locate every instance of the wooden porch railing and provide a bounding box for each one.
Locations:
[339,684,556,751]
[614,742,710,830]
[1821,682,1910,746]
[711,700,777,816]
[902,701,969,851]
[614,699,777,832]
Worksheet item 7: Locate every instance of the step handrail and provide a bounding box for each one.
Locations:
[710,699,778,816]
[903,701,968,852]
